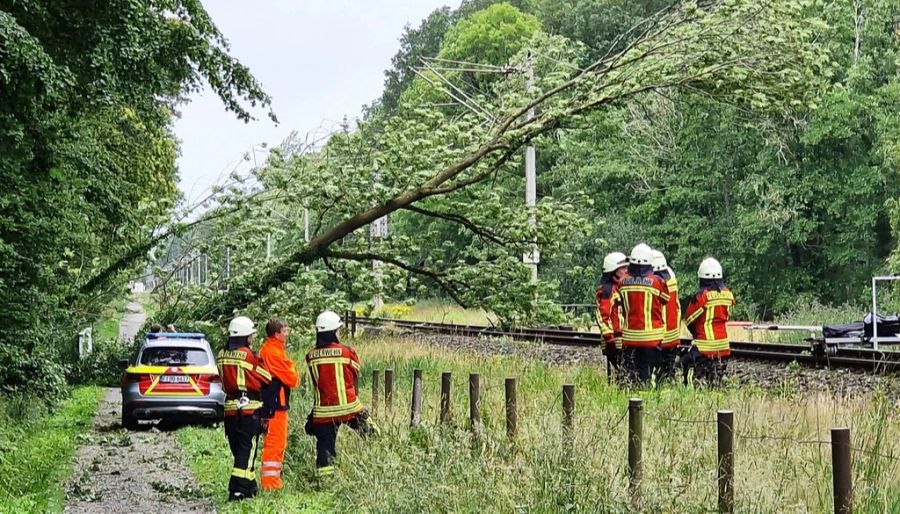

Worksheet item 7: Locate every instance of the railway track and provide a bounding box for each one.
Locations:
[354,316,900,372]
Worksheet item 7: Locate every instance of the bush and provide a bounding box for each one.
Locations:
[67,338,139,387]
[0,344,69,403]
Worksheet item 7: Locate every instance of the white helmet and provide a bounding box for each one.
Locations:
[316,310,343,333]
[698,257,723,279]
[651,250,667,272]
[602,252,628,273]
[629,243,653,265]
[228,316,255,337]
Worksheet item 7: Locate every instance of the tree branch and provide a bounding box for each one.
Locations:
[325,249,469,308]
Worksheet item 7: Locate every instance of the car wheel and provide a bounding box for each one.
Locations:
[121,406,139,430]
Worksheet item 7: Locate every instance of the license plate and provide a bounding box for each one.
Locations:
[160,375,189,383]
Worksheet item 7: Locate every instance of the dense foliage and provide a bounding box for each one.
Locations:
[156,0,833,331]
[0,0,271,396]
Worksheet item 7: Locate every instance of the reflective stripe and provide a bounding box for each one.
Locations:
[335,363,348,405]
[260,470,281,477]
[308,357,355,366]
[622,328,664,340]
[620,285,664,296]
[261,461,282,468]
[664,327,682,343]
[643,291,652,331]
[232,468,255,480]
[236,367,246,390]
[255,366,272,380]
[704,307,715,343]
[309,364,321,406]
[696,337,729,353]
[224,399,263,410]
[684,305,703,324]
[317,465,335,476]
[313,399,363,418]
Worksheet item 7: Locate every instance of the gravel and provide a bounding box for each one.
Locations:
[64,389,214,514]
[388,330,900,400]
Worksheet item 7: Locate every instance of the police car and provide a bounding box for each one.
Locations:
[119,333,225,429]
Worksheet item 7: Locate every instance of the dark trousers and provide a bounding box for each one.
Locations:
[224,411,261,498]
[658,345,679,382]
[681,347,728,385]
[622,346,663,384]
[310,410,375,472]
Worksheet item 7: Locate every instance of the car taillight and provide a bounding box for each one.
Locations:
[195,373,220,384]
[125,373,151,384]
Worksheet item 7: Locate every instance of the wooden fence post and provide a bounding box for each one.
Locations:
[562,384,575,431]
[384,368,394,411]
[371,369,381,414]
[831,427,852,514]
[505,377,517,439]
[410,369,423,427]
[440,371,452,424]
[469,373,481,431]
[717,410,734,514]
[628,398,644,499]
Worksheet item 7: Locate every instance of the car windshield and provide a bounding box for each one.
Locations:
[140,347,209,366]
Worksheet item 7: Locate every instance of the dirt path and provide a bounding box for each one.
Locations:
[117,301,147,342]
[64,389,215,514]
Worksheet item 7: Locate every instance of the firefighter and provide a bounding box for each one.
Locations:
[259,317,300,491]
[216,316,272,501]
[612,243,670,384]
[652,250,681,381]
[305,310,376,477]
[681,257,736,385]
[596,251,628,379]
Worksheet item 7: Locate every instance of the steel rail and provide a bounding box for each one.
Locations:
[355,316,900,372]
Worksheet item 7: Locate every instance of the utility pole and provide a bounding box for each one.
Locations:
[371,158,387,310]
[523,52,539,284]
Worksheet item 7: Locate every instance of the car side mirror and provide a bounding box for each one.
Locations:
[118,358,130,370]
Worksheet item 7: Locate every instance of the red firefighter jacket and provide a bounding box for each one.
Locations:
[306,340,364,424]
[684,287,735,357]
[658,272,681,348]
[216,342,272,415]
[260,336,300,412]
[612,269,670,348]
[595,279,622,349]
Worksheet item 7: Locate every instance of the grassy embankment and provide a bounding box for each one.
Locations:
[178,333,900,512]
[0,387,104,512]
[92,292,157,342]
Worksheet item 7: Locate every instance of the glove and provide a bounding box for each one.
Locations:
[259,417,269,435]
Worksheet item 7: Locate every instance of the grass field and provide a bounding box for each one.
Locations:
[177,334,900,513]
[0,386,103,512]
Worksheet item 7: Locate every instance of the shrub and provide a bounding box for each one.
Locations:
[67,337,139,387]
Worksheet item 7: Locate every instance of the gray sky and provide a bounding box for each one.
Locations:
[174,1,457,204]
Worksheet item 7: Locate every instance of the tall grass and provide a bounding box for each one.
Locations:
[0,386,103,512]
[179,335,900,513]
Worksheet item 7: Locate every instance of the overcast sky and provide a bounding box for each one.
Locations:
[174,1,458,204]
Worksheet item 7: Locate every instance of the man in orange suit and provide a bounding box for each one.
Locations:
[259,317,300,490]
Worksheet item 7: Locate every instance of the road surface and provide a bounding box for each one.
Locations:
[118,301,147,342]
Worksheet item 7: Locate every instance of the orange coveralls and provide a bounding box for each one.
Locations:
[259,336,300,490]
